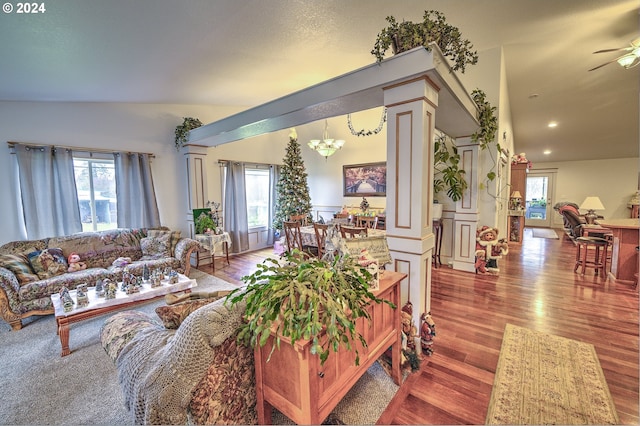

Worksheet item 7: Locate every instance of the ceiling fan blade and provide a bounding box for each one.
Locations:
[593,46,634,54]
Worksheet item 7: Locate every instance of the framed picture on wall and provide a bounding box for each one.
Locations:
[343,162,387,197]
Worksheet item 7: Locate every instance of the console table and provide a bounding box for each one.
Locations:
[255,270,405,425]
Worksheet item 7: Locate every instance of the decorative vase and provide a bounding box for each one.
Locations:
[432,203,443,220]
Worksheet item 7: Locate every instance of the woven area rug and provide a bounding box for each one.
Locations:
[486,324,619,425]
[531,228,559,239]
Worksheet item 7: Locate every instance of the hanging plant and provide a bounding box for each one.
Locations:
[174,117,203,150]
[433,133,468,202]
[471,89,499,182]
[371,10,478,73]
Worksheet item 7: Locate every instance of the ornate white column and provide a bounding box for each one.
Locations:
[183,145,209,237]
[452,138,479,272]
[384,76,438,340]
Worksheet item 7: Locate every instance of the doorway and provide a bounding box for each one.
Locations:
[525,171,556,228]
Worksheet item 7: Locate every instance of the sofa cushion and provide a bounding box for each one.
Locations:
[0,253,39,285]
[148,229,181,255]
[155,296,224,329]
[27,248,68,280]
[140,234,171,259]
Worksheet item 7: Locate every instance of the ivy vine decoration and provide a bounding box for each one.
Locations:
[174,117,203,150]
[371,10,478,74]
[470,89,499,182]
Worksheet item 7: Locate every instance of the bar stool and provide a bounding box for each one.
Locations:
[574,236,609,278]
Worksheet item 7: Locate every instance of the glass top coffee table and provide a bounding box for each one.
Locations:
[50,273,196,356]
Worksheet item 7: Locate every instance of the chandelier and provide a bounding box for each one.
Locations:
[308,120,345,159]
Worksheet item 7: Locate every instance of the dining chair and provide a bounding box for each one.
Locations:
[283,221,305,253]
[340,225,368,239]
[289,214,308,226]
[313,223,329,259]
[356,215,378,229]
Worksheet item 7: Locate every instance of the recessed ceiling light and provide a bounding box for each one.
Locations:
[543,150,552,155]
[548,122,558,128]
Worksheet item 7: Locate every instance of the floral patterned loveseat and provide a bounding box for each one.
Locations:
[0,227,199,330]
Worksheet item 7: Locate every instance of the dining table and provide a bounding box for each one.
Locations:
[299,224,385,248]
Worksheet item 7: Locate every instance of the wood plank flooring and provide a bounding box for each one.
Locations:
[200,228,639,425]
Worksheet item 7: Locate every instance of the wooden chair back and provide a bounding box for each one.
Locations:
[340,225,368,239]
[283,221,304,252]
[313,223,329,258]
[355,215,378,229]
[289,214,308,226]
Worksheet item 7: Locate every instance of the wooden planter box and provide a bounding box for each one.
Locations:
[254,270,405,424]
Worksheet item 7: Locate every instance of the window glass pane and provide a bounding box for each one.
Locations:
[245,168,269,228]
[74,158,117,232]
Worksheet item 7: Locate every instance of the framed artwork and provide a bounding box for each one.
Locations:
[343,162,387,197]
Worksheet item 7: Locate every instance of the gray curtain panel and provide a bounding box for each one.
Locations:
[114,152,160,229]
[15,145,82,239]
[267,164,281,245]
[224,162,249,253]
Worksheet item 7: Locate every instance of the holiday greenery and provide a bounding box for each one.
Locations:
[272,129,313,230]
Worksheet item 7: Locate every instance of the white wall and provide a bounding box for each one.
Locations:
[0,101,244,246]
[531,157,639,227]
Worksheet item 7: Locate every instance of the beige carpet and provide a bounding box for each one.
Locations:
[531,228,559,239]
[486,324,619,425]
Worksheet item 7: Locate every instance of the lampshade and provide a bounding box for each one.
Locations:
[580,196,605,211]
[510,191,522,199]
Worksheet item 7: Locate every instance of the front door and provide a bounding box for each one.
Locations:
[525,171,556,228]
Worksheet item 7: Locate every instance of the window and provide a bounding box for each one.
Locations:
[73,158,117,231]
[245,168,270,228]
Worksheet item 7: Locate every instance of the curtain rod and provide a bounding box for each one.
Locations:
[218,159,276,167]
[7,141,155,158]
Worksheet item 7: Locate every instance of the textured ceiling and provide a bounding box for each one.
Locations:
[0,0,638,163]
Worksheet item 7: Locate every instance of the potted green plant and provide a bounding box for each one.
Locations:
[226,250,395,366]
[433,132,468,202]
[371,10,478,73]
[194,211,215,235]
[174,117,203,150]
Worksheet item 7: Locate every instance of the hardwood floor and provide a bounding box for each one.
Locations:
[201,228,639,425]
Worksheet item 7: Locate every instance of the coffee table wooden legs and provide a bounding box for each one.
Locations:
[57,317,71,356]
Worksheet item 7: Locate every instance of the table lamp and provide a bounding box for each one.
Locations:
[510,191,522,210]
[580,196,605,224]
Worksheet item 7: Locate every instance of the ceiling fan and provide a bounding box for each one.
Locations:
[589,37,640,71]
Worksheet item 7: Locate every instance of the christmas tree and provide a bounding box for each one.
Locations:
[273,129,313,231]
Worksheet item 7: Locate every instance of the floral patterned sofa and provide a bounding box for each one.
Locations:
[100,294,257,424]
[0,227,199,330]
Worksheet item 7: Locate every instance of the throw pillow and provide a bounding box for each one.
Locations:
[155,296,224,329]
[147,229,181,255]
[140,233,171,259]
[27,248,68,280]
[0,253,39,285]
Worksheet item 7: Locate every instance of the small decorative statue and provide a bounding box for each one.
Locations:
[400,301,418,352]
[357,248,379,290]
[76,283,89,307]
[95,279,105,297]
[67,253,87,273]
[475,226,509,274]
[60,286,74,312]
[168,270,179,284]
[420,312,436,356]
[104,279,117,299]
[360,197,369,212]
[151,270,162,288]
[142,264,150,282]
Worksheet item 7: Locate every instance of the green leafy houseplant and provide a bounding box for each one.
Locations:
[174,117,203,150]
[433,133,467,202]
[194,212,215,234]
[226,250,395,366]
[371,10,478,73]
[471,89,499,183]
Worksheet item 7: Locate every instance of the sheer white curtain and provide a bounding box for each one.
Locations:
[224,162,249,252]
[114,152,160,228]
[14,145,82,239]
